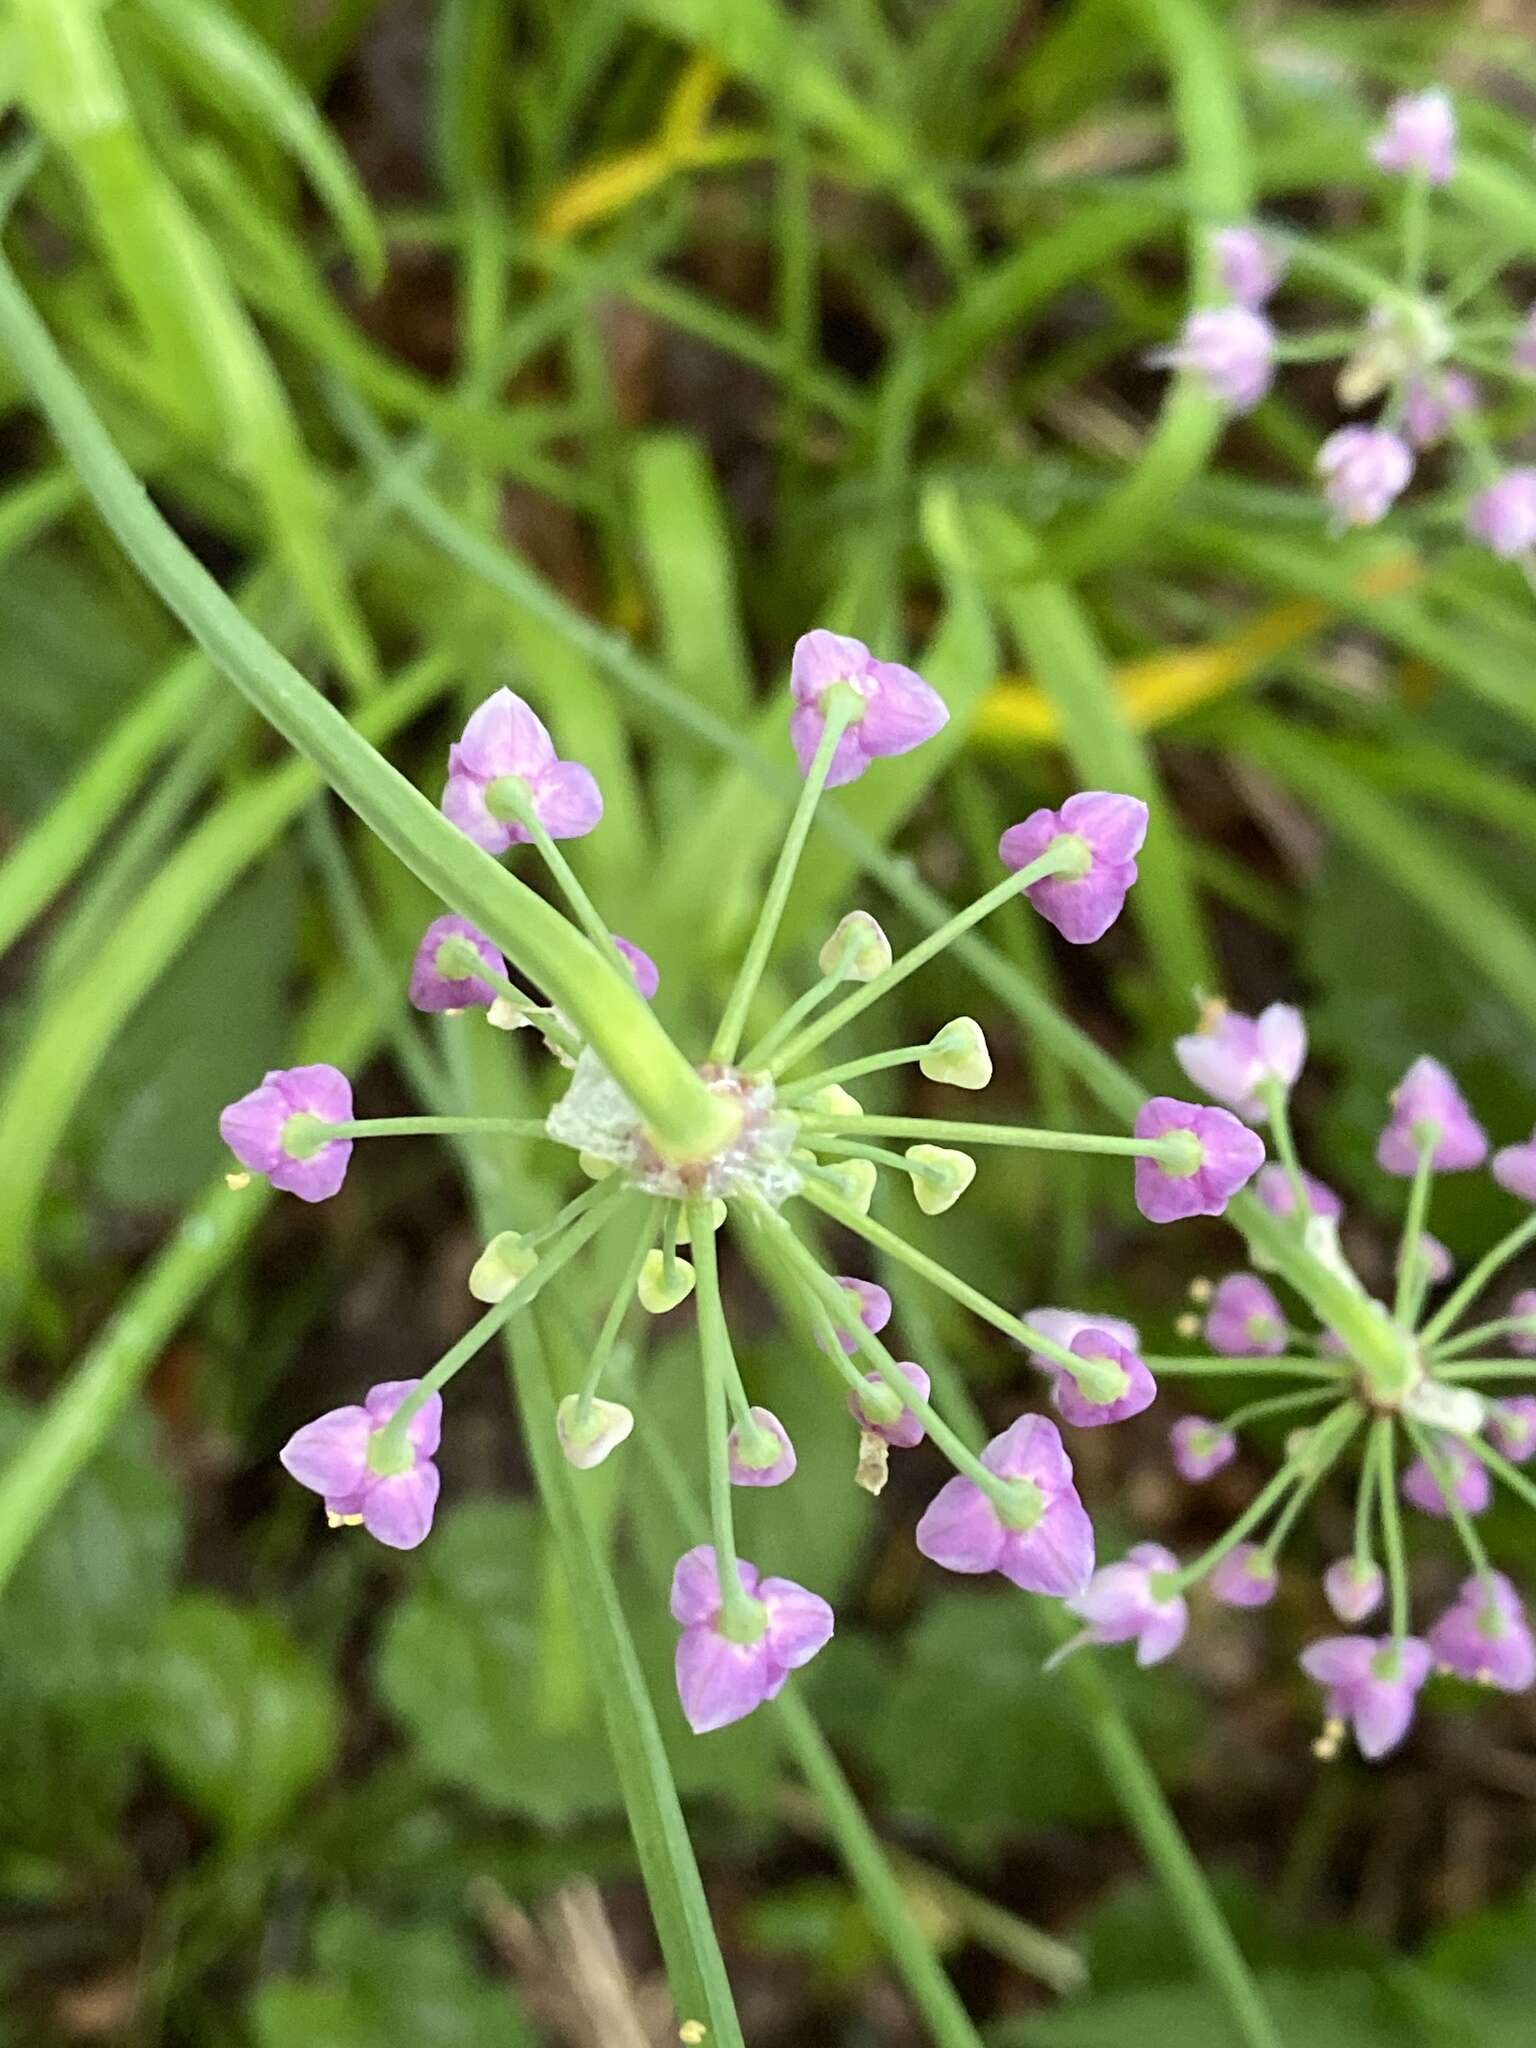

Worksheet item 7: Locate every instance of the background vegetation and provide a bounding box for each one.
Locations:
[5,0,1536,2040]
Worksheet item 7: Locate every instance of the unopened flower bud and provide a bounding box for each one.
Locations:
[906,1144,976,1215]
[820,911,892,983]
[579,1150,618,1181]
[639,1250,696,1313]
[555,1395,635,1469]
[804,1083,863,1119]
[820,1158,877,1214]
[469,1230,538,1302]
[920,1017,992,1089]
[486,995,530,1033]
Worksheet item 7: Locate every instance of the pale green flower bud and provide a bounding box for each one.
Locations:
[469,1230,538,1303]
[820,1157,877,1215]
[819,911,892,983]
[803,1083,862,1119]
[639,1250,695,1312]
[555,1395,635,1469]
[906,1144,976,1215]
[919,1016,992,1089]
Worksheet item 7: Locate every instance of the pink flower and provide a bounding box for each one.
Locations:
[999,792,1149,945]
[1377,1057,1487,1175]
[1156,307,1275,411]
[670,1547,833,1733]
[1317,427,1413,527]
[1508,1288,1536,1358]
[1205,1273,1287,1357]
[1300,1635,1430,1758]
[1064,1543,1187,1665]
[442,688,603,852]
[1493,1128,1536,1202]
[1209,1542,1278,1609]
[727,1407,798,1487]
[280,1379,441,1549]
[1323,1558,1384,1625]
[409,914,506,1012]
[1133,1098,1266,1222]
[1401,1434,1491,1518]
[1170,1415,1236,1483]
[1022,1308,1140,1362]
[1402,370,1477,448]
[1211,226,1285,309]
[1053,1329,1157,1428]
[1173,1003,1305,1122]
[821,1277,892,1355]
[1486,1397,1536,1462]
[1428,1572,1536,1692]
[1256,1164,1343,1221]
[611,935,659,1000]
[220,1063,353,1203]
[1369,89,1456,184]
[916,1415,1094,1597]
[789,631,948,787]
[1468,471,1536,558]
[848,1361,931,1449]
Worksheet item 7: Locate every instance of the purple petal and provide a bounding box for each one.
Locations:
[280,1405,371,1498]
[675,1623,775,1734]
[669,1545,759,1625]
[442,768,517,853]
[914,1475,1004,1575]
[364,1379,442,1460]
[219,1083,290,1174]
[855,659,950,760]
[998,1488,1095,1597]
[361,1462,440,1549]
[1299,1635,1376,1687]
[531,759,604,840]
[790,630,876,703]
[760,1578,835,1668]
[268,1140,353,1203]
[727,1407,798,1488]
[611,935,659,1000]
[1058,790,1149,865]
[409,914,506,1012]
[454,689,556,780]
[980,1412,1075,1491]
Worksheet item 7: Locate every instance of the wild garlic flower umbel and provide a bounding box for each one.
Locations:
[1071,1012,1536,1763]
[221,634,1269,1735]
[1154,86,1536,574]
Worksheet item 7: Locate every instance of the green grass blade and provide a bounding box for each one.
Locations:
[134,0,385,288]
